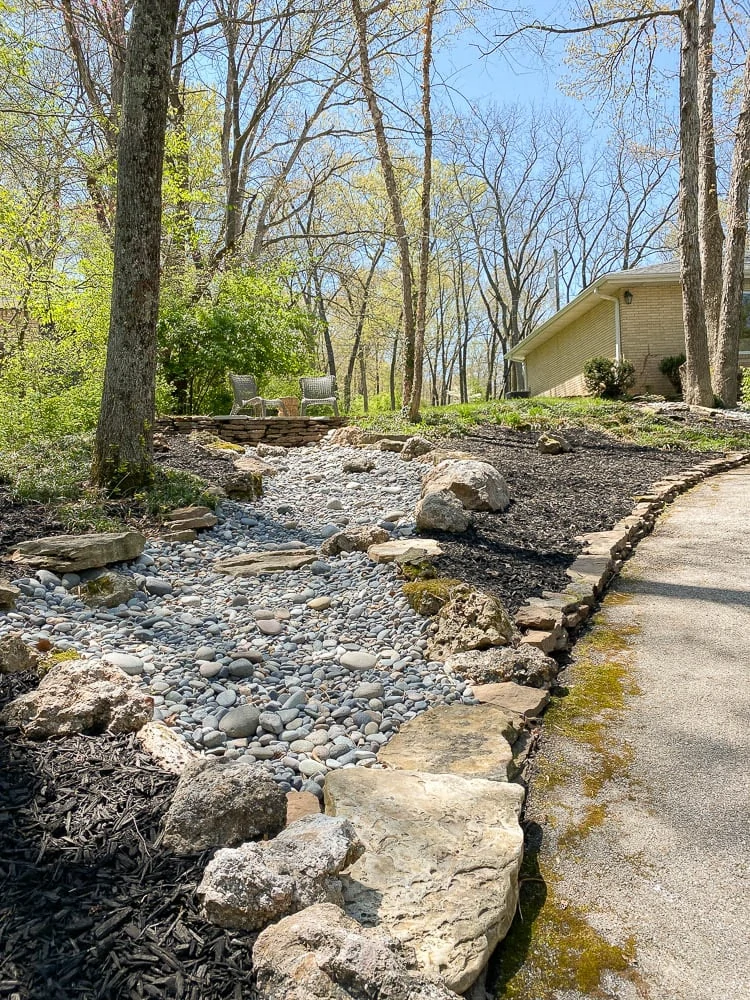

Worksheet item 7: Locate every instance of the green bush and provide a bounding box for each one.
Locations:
[583,357,636,399]
[741,368,750,407]
[659,353,686,395]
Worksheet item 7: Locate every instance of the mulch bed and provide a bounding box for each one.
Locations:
[0,675,257,1000]
[422,424,718,612]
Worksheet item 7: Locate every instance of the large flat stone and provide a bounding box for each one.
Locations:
[470,681,550,719]
[367,539,443,564]
[325,768,524,994]
[215,549,317,577]
[378,703,518,781]
[12,532,146,572]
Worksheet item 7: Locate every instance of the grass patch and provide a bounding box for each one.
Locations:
[357,397,750,453]
[0,432,214,534]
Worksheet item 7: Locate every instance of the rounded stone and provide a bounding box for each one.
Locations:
[219,705,261,739]
[340,651,378,672]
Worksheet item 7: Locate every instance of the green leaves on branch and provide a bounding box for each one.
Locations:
[583,357,636,399]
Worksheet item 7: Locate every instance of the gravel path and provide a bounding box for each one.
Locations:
[504,465,750,999]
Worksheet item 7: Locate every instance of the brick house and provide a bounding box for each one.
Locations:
[505,260,750,397]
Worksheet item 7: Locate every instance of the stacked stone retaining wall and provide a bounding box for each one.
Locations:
[156,415,346,448]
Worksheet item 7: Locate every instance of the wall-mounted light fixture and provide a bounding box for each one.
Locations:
[623,289,633,305]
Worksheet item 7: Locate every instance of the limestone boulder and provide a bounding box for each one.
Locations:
[0,659,152,738]
[400,435,434,461]
[0,635,38,674]
[428,587,514,660]
[253,903,460,1000]
[256,443,287,458]
[444,644,559,689]
[367,539,443,564]
[77,571,137,609]
[233,454,278,477]
[536,431,572,454]
[162,757,286,854]
[12,531,146,573]
[197,814,364,930]
[342,456,375,473]
[223,470,263,500]
[164,505,218,531]
[422,460,510,512]
[286,790,321,825]
[415,448,474,466]
[378,438,406,453]
[137,720,199,774]
[0,582,20,609]
[378,704,519,782]
[321,525,390,557]
[415,491,471,533]
[215,548,317,577]
[328,425,366,447]
[469,681,550,719]
[325,768,525,994]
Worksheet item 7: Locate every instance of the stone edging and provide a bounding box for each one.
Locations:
[511,450,750,653]
[155,415,346,448]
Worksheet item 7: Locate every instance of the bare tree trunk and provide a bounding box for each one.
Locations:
[91,0,180,492]
[714,46,750,407]
[351,0,416,410]
[359,347,369,414]
[389,321,401,411]
[678,1,714,407]
[698,0,724,361]
[407,0,436,422]
[343,240,384,411]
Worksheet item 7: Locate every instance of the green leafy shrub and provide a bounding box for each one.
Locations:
[740,368,750,407]
[583,357,636,399]
[158,269,316,415]
[659,354,686,395]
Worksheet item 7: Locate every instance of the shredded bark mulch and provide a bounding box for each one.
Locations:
[0,675,257,1000]
[427,425,717,612]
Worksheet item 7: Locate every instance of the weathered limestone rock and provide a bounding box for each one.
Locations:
[429,587,514,660]
[215,548,317,577]
[233,454,278,477]
[286,790,321,825]
[253,903,460,1000]
[444,644,559,689]
[325,768,525,994]
[378,438,406,452]
[12,531,146,573]
[536,431,572,454]
[0,635,38,674]
[416,448,474,466]
[0,659,152,738]
[378,704,518,782]
[342,456,375,473]
[160,528,198,543]
[400,435,434,461]
[197,814,364,930]
[367,539,443,564]
[138,720,199,774]
[77,571,138,609]
[415,491,471,533]
[223,471,263,500]
[402,578,463,616]
[566,553,613,596]
[328,425,366,447]
[422,460,510,512]
[256,443,287,458]
[0,582,20,609]
[164,505,218,531]
[189,429,244,455]
[162,757,286,854]
[469,681,550,719]
[321,525,390,556]
[519,625,568,654]
[514,601,565,631]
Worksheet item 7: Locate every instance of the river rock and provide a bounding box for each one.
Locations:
[378,704,518,782]
[162,757,286,854]
[0,659,153,738]
[428,586,514,660]
[197,814,364,930]
[415,491,471,533]
[12,531,146,573]
[444,644,559,689]
[218,704,261,738]
[421,460,510,512]
[253,903,460,1000]
[215,548,317,577]
[325,768,525,994]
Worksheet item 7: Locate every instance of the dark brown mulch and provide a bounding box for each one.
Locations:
[0,675,257,1000]
[155,435,237,487]
[0,487,64,560]
[427,425,718,612]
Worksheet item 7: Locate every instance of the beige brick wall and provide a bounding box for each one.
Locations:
[620,282,685,394]
[525,300,617,397]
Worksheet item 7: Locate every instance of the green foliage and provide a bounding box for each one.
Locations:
[741,368,750,407]
[583,357,636,399]
[158,269,317,415]
[658,353,686,395]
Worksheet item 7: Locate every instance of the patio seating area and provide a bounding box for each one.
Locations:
[230,374,338,419]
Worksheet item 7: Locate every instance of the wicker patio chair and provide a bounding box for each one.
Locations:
[299,375,339,416]
[229,373,266,416]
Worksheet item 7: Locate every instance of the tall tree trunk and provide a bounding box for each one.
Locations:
[698,0,724,361]
[678,1,714,407]
[407,0,436,422]
[389,321,401,411]
[343,241,384,411]
[359,347,369,414]
[91,0,180,492]
[713,46,750,407]
[351,0,416,410]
